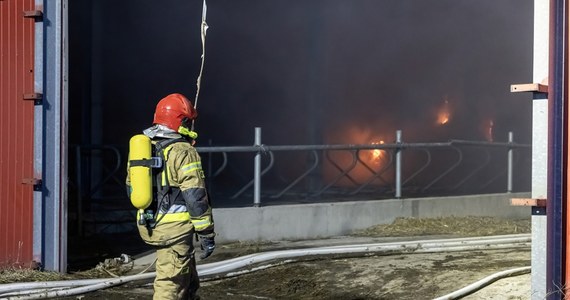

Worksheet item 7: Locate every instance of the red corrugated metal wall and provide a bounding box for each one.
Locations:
[0,0,36,267]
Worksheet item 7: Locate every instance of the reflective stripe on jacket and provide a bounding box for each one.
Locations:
[128,137,215,246]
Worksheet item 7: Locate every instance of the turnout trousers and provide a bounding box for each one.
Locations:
[154,235,200,300]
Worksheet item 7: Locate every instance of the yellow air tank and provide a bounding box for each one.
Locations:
[128,134,153,210]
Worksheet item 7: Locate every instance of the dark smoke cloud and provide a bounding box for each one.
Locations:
[69,0,533,148]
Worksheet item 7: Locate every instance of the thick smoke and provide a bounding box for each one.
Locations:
[69,0,533,148]
[206,0,533,145]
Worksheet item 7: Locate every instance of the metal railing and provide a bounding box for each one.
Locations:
[68,128,531,233]
[196,128,530,207]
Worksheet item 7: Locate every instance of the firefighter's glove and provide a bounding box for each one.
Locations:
[198,233,216,260]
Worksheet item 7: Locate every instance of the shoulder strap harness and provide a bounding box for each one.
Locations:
[146,137,188,228]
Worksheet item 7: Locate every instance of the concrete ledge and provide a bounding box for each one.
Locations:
[212,192,531,243]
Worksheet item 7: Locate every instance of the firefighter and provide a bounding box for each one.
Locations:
[126,93,215,300]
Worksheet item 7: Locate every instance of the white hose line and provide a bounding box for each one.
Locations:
[1,273,156,299]
[197,237,530,277]
[432,266,531,300]
[0,234,530,299]
[0,287,73,297]
[1,240,531,300]
[0,278,107,296]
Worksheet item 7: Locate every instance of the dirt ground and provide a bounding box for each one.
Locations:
[201,248,530,300]
[70,247,530,300]
[1,216,532,300]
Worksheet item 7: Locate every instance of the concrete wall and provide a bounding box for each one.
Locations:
[212,192,531,243]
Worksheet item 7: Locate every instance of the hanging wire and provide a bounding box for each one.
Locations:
[191,0,208,132]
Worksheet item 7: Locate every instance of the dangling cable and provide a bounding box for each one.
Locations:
[191,0,208,133]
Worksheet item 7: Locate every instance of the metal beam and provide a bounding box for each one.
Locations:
[531,0,549,298]
[41,0,68,272]
[546,0,566,298]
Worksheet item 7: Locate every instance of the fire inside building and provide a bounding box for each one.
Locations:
[2,0,569,299]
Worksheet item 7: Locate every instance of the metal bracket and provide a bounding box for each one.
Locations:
[532,206,546,216]
[22,178,42,191]
[23,10,43,21]
[511,198,547,216]
[510,83,548,95]
[23,93,43,105]
[510,198,547,207]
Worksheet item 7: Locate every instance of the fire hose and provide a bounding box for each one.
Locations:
[0,234,530,299]
[432,266,531,300]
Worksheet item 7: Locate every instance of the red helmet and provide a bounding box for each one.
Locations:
[153,93,197,131]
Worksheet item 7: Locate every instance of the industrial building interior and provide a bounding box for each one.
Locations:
[64,0,534,269]
[13,0,570,299]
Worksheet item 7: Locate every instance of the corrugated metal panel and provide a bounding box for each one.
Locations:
[0,0,36,267]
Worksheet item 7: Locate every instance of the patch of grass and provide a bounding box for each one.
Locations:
[0,264,124,284]
[0,267,72,283]
[354,216,531,237]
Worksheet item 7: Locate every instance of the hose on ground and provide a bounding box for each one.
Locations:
[432,266,531,300]
[0,234,531,299]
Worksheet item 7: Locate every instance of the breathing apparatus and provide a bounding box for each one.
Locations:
[128,0,210,221]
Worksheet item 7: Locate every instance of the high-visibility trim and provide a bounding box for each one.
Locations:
[191,216,213,231]
[164,204,188,214]
[160,145,175,186]
[181,162,202,174]
[156,212,191,223]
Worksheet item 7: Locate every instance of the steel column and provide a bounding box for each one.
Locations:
[395,130,402,198]
[508,132,513,193]
[42,0,68,272]
[32,0,44,267]
[254,127,261,207]
[530,1,550,298]
[546,0,566,298]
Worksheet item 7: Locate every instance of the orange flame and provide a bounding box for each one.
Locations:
[323,126,394,185]
[436,97,451,125]
[369,140,386,165]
